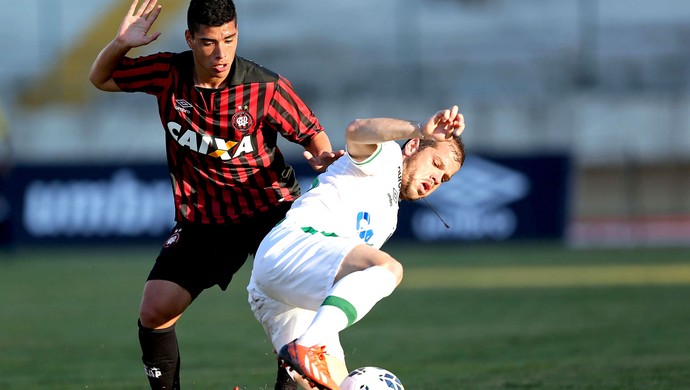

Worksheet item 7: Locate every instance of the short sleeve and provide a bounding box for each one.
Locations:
[112,52,175,95]
[347,141,402,176]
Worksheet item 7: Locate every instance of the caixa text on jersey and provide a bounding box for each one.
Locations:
[167,121,254,161]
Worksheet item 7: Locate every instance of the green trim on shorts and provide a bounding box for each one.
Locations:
[322,296,357,327]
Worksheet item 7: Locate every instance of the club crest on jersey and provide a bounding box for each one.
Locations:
[232,105,254,133]
[163,232,180,248]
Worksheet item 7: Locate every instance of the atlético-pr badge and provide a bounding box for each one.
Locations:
[232,105,254,133]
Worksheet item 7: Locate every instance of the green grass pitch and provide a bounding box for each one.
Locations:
[1,243,690,389]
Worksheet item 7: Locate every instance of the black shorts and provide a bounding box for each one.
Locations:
[147,202,291,299]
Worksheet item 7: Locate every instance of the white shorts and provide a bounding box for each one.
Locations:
[247,223,360,358]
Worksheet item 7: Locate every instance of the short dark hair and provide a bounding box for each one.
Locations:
[187,0,237,35]
[403,135,466,166]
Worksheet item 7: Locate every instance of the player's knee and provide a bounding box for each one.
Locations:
[380,257,403,285]
[139,304,178,329]
[139,306,162,328]
[365,250,403,284]
[339,245,403,284]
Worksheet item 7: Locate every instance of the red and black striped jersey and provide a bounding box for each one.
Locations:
[112,51,323,224]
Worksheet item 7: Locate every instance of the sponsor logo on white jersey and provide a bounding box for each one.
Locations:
[356,211,374,243]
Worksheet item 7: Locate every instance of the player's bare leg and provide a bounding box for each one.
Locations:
[138,280,193,390]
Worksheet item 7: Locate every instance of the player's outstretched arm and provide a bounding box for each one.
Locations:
[345,105,466,161]
[302,131,346,173]
[89,0,162,91]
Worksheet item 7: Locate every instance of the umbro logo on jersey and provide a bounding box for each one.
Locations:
[174,99,193,114]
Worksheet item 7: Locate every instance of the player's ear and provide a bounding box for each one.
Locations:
[184,30,194,48]
[402,138,420,157]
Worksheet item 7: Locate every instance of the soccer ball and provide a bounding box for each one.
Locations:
[340,366,405,390]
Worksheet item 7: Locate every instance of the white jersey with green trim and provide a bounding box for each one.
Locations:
[283,141,402,249]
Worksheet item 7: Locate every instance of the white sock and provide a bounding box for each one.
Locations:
[298,266,398,347]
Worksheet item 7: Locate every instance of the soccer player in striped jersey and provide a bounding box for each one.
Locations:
[248,106,466,390]
[89,0,343,389]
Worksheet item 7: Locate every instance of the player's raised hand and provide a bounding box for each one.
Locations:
[419,105,465,141]
[303,149,346,173]
[116,0,162,48]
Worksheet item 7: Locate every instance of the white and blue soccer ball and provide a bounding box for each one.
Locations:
[340,366,405,390]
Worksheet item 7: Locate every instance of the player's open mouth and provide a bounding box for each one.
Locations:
[213,64,228,72]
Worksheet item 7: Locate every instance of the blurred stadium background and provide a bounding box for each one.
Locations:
[1,0,690,247]
[2,2,690,389]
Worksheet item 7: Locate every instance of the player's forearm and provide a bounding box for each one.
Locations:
[88,39,132,92]
[344,117,421,161]
[345,118,422,145]
[304,131,334,157]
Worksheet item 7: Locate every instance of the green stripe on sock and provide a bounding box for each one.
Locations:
[322,296,358,327]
